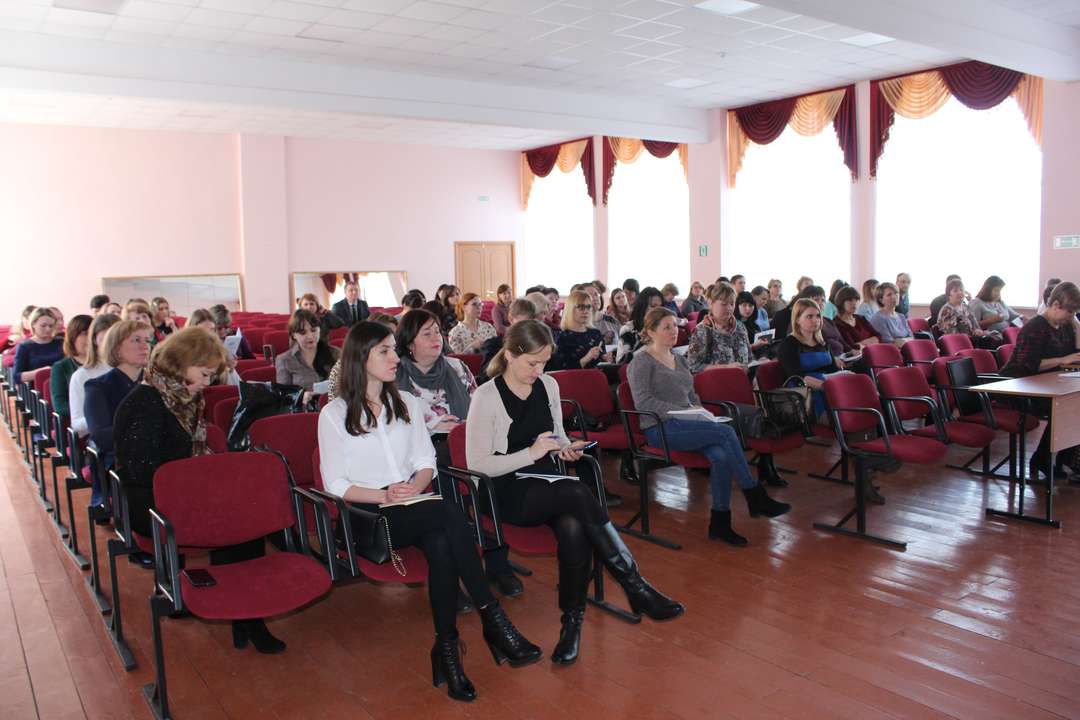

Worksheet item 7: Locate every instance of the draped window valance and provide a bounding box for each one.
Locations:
[520,138,600,209]
[726,84,857,187]
[603,137,689,205]
[870,60,1043,177]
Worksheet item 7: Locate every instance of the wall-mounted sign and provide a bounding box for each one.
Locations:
[698,244,708,257]
[1054,235,1080,249]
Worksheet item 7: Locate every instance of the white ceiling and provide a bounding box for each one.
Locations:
[0,0,1076,148]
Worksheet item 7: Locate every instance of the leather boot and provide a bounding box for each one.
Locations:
[431,632,476,702]
[551,559,590,665]
[757,454,788,487]
[483,545,524,598]
[584,522,684,621]
[708,510,747,546]
[478,601,542,667]
[232,619,286,654]
[742,484,791,518]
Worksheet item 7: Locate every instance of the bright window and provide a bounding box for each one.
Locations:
[607,152,690,293]
[726,128,852,293]
[520,166,594,293]
[875,97,1041,306]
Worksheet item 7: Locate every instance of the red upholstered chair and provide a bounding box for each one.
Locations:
[145,453,331,720]
[908,317,932,335]
[939,333,974,356]
[235,358,270,373]
[249,413,326,542]
[1003,326,1021,345]
[956,348,1004,378]
[202,384,239,422]
[676,326,689,347]
[550,369,633,479]
[30,366,59,511]
[329,326,349,344]
[900,339,939,383]
[814,373,946,549]
[263,330,291,360]
[206,424,227,454]
[243,327,267,355]
[173,316,186,328]
[692,367,803,486]
[240,365,276,383]
[212,397,239,433]
[755,359,838,481]
[61,425,92,571]
[996,343,1015,368]
[862,344,904,380]
[618,363,629,384]
[448,353,483,377]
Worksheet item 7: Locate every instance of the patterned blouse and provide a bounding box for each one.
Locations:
[448,320,497,355]
[554,327,606,370]
[686,317,750,373]
[936,302,980,337]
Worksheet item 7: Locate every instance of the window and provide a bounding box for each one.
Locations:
[520,167,594,293]
[875,97,1041,306]
[607,151,690,293]
[725,128,852,293]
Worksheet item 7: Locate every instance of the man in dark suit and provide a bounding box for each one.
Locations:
[332,280,369,326]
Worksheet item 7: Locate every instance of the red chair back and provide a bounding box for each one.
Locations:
[212,397,240,432]
[449,424,467,467]
[551,369,615,419]
[329,326,349,343]
[618,363,629,384]
[957,348,998,374]
[908,317,931,334]
[997,343,1015,368]
[754,360,785,391]
[692,367,754,406]
[34,367,52,404]
[202,385,239,422]
[862,344,903,376]
[1003,326,1021,344]
[676,326,689,347]
[153,453,296,547]
[448,353,482,376]
[240,366,276,383]
[173,316,187,329]
[235,358,269,373]
[263,331,291,357]
[877,366,933,422]
[901,339,939,381]
[822,373,882,434]
[617,382,645,439]
[244,327,267,351]
[206,424,227,453]
[939,334,974,355]
[249,413,320,489]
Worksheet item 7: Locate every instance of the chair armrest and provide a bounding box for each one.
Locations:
[560,398,589,442]
[437,465,492,548]
[618,408,669,463]
[292,487,337,578]
[701,399,745,447]
[305,488,358,579]
[149,508,182,614]
[827,406,892,457]
[108,469,134,548]
[573,452,609,513]
[881,395,947,441]
[976,373,1006,383]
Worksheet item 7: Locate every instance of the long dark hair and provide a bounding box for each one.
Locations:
[976,275,1005,303]
[339,322,410,436]
[288,309,337,379]
[630,286,663,331]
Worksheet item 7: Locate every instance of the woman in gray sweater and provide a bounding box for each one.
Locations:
[628,307,790,546]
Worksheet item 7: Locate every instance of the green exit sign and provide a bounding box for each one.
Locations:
[1054,235,1080,249]
[698,244,708,257]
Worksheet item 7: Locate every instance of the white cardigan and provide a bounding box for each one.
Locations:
[465,373,570,478]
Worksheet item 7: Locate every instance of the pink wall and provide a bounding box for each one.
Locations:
[0,124,241,323]
[1040,80,1080,290]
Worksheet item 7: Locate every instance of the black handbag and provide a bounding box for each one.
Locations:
[343,510,407,576]
[731,402,767,439]
[758,383,814,437]
[226,381,306,451]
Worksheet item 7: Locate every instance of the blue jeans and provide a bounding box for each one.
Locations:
[644,418,756,511]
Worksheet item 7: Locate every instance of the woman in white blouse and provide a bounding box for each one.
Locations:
[447,292,496,355]
[69,313,120,437]
[317,322,540,703]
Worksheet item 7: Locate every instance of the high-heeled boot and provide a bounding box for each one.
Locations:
[232,619,286,654]
[478,600,542,667]
[431,632,476,702]
[583,522,684,621]
[742,484,791,518]
[550,559,590,665]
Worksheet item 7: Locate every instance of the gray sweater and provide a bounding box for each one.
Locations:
[626,350,700,430]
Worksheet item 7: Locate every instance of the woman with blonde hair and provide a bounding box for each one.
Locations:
[9,304,36,345]
[123,299,153,325]
[554,289,610,370]
[14,307,62,383]
[778,298,850,420]
[448,292,496,354]
[856,279,880,319]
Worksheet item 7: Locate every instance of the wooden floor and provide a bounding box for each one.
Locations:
[3,411,1080,720]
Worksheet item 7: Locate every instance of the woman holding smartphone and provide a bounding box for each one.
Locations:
[554,289,612,370]
[467,320,683,667]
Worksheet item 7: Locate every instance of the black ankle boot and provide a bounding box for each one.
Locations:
[757,455,788,487]
[708,510,747,546]
[743,484,791,518]
[431,632,476,702]
[478,601,542,667]
[483,545,524,598]
[583,522,684,621]
[551,560,590,665]
[232,619,286,654]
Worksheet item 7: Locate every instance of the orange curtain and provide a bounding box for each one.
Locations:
[520,139,589,210]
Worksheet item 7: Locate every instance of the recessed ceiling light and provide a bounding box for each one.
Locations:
[52,0,126,14]
[841,32,893,47]
[694,0,760,15]
[665,78,709,89]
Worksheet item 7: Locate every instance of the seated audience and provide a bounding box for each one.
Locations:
[869,282,913,346]
[582,284,616,345]
[332,280,370,326]
[90,294,110,316]
[778,298,849,418]
[554,290,611,370]
[855,279,879,319]
[605,287,631,332]
[320,322,539,700]
[448,293,497,355]
[929,274,963,326]
[824,280,846,320]
[764,279,786,317]
[400,289,426,314]
[114,328,288,652]
[660,283,681,316]
[150,297,177,342]
[123,299,153,326]
[8,305,36,350]
[103,302,122,316]
[209,305,255,360]
[394,309,475,432]
[751,286,770,328]
[14,308,63,384]
[422,300,452,339]
[188,308,215,330]
[469,319,682,664]
[770,285,824,341]
[896,273,911,316]
[84,319,153,510]
[796,276,814,294]
[833,286,881,349]
[479,298,537,374]
[731,274,747,294]
[49,314,93,424]
[1001,282,1080,480]
[616,286,662,362]
[622,278,640,307]
[275,309,340,392]
[680,281,707,318]
[300,293,345,335]
[970,275,1023,333]
[491,284,513,336]
[687,284,750,373]
[439,285,462,331]
[736,291,770,358]
[49,307,66,335]
[628,308,789,545]
[936,279,1002,348]
[69,313,121,439]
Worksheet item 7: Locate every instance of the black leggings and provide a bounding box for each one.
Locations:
[485,460,607,574]
[352,498,495,635]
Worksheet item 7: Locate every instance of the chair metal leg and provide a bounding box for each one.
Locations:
[63,473,90,570]
[144,595,172,720]
[617,458,682,550]
[86,504,112,614]
[586,555,640,624]
[105,538,137,670]
[808,452,852,485]
[813,457,907,550]
[507,559,533,577]
[49,459,69,539]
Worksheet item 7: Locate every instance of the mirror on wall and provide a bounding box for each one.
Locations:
[291,271,408,311]
[101,274,243,316]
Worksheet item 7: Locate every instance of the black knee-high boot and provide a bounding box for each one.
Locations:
[583,522,684,621]
[550,558,590,665]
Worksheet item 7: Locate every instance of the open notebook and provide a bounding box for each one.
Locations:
[378,493,442,509]
[515,472,577,483]
[668,408,731,423]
